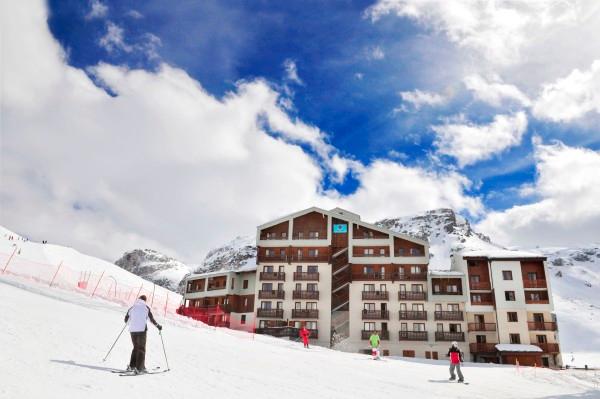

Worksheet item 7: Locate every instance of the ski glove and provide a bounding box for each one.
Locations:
[156,324,162,331]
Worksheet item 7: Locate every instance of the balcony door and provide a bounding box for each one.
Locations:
[381,322,388,332]
[399,284,406,293]
[476,335,486,343]
[412,303,424,311]
[261,301,272,309]
[296,265,302,273]
[364,303,375,311]
[295,283,302,291]
[277,283,284,291]
[411,284,423,292]
[399,303,407,311]
[528,272,538,281]
[364,284,375,292]
[475,314,484,324]
[262,283,273,291]
[380,303,387,312]
[264,266,273,273]
[449,323,461,333]
[400,322,408,331]
[533,313,544,322]
[414,323,425,332]
[307,283,317,292]
[448,303,459,311]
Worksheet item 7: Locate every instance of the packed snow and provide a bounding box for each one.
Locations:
[2,274,600,399]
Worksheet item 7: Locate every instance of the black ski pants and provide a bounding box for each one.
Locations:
[129,331,147,370]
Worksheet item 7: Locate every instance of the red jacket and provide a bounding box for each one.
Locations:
[300,328,310,339]
[447,347,463,364]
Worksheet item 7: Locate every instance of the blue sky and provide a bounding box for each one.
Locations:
[2,0,600,261]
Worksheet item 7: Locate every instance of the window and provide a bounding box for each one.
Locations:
[507,312,518,322]
[433,284,440,293]
[537,335,547,343]
[261,301,272,309]
[529,292,541,301]
[435,304,442,312]
[295,283,302,291]
[295,302,302,309]
[528,272,537,281]
[410,248,421,256]
[363,265,374,274]
[364,248,374,255]
[243,298,248,308]
[364,303,375,311]
[276,302,283,309]
[231,278,235,289]
[307,265,318,273]
[241,315,246,325]
[263,266,273,273]
[309,231,319,239]
[297,249,303,259]
[298,232,304,239]
[306,321,317,329]
[448,303,459,311]
[296,265,303,272]
[476,335,487,343]
[281,232,287,239]
[278,265,285,273]
[411,265,421,274]
[470,275,480,283]
[436,323,444,332]
[364,322,376,331]
[509,334,521,344]
[505,291,516,301]
[412,303,424,311]
[447,285,458,293]
[277,283,284,291]
[364,284,375,292]
[411,284,423,292]
[308,249,319,257]
[306,302,317,310]
[503,271,513,280]
[399,284,406,292]
[379,248,385,256]
[243,280,249,289]
[400,322,408,331]
[413,323,426,331]
[307,283,317,291]
[397,248,405,256]
[472,294,482,303]
[379,284,387,292]
[262,283,273,291]
[449,323,461,333]
[266,249,274,257]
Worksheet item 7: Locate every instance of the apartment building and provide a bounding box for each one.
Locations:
[453,250,561,367]
[180,207,561,367]
[180,268,256,328]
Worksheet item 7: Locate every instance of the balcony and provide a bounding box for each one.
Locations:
[523,280,547,289]
[469,281,491,290]
[525,291,550,304]
[258,290,285,300]
[468,323,496,332]
[398,291,427,301]
[293,272,320,281]
[528,321,557,331]
[432,290,463,296]
[435,332,465,342]
[259,272,286,281]
[362,309,389,320]
[292,309,319,319]
[355,253,389,258]
[292,232,327,240]
[361,330,390,340]
[399,310,427,320]
[535,343,560,353]
[434,311,464,321]
[399,331,428,341]
[207,284,226,291]
[258,253,288,263]
[469,343,498,353]
[292,290,320,300]
[291,254,330,263]
[351,272,427,282]
[397,272,428,281]
[362,291,389,300]
[257,309,284,318]
[470,293,495,306]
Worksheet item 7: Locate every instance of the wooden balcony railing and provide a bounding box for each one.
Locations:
[292,232,327,240]
[397,272,428,281]
[362,291,389,300]
[432,290,463,296]
[435,332,465,342]
[361,330,390,340]
[258,254,288,263]
[259,272,286,281]
[398,291,427,301]
[527,322,557,331]
[535,343,560,353]
[207,285,226,291]
[292,290,320,300]
[399,311,427,320]
[258,290,285,300]
[355,253,390,258]
[468,323,496,332]
[257,309,284,318]
[470,293,495,306]
[469,343,498,353]
[523,280,547,289]
[434,311,464,321]
[293,272,320,281]
[291,254,330,262]
[362,310,390,320]
[399,331,428,341]
[469,281,491,290]
[351,272,427,282]
[291,309,319,319]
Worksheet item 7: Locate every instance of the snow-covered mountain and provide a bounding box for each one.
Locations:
[114,249,192,292]
[194,236,257,274]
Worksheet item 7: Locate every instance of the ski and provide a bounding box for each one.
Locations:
[112,366,160,374]
[118,369,170,377]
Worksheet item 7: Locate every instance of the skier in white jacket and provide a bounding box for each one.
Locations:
[124,295,162,373]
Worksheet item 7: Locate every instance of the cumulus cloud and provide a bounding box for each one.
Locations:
[365,0,580,66]
[366,45,385,60]
[1,0,483,262]
[99,22,162,59]
[432,112,528,167]
[464,74,530,107]
[126,10,144,19]
[397,89,445,111]
[477,139,600,247]
[85,0,108,20]
[532,60,600,122]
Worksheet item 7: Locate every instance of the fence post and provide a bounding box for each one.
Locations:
[150,283,156,307]
[49,261,63,287]
[164,292,169,317]
[127,287,134,301]
[2,247,18,274]
[134,283,144,303]
[91,270,105,297]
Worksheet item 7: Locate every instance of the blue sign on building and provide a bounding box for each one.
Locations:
[333,224,348,233]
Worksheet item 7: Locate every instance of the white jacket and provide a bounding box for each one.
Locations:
[126,299,156,333]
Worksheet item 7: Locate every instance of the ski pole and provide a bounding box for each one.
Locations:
[102,323,127,362]
[159,330,170,371]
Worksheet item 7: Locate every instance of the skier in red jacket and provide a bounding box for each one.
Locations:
[447,341,464,382]
[299,325,310,348]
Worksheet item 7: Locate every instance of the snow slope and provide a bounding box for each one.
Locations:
[0,226,181,313]
[1,274,599,399]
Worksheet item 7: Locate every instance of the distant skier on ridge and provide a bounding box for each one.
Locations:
[124,295,162,374]
[447,341,464,383]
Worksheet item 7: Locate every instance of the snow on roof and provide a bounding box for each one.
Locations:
[462,249,545,260]
[188,265,256,279]
[495,344,543,353]
[429,270,464,277]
